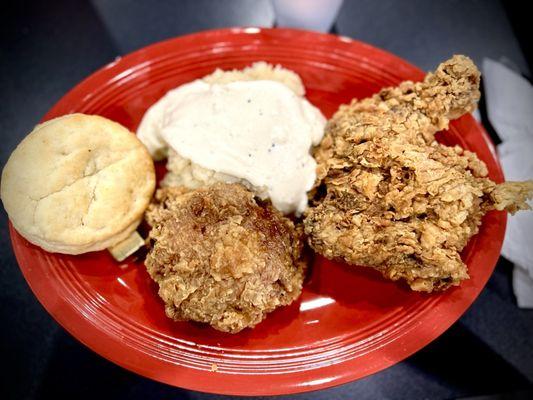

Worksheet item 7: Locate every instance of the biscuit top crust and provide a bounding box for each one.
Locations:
[1,114,155,250]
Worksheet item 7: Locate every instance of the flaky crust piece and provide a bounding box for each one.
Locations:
[145,183,306,333]
[305,55,533,292]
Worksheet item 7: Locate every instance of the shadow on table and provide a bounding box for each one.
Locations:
[404,322,532,396]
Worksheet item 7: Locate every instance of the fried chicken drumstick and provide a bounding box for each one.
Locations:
[305,55,533,292]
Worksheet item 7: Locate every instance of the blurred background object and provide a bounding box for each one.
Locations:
[271,0,344,32]
[1,1,532,399]
[87,0,529,71]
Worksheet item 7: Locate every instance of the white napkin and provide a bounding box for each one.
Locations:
[483,58,533,308]
[499,139,533,270]
[513,266,533,308]
[483,59,533,142]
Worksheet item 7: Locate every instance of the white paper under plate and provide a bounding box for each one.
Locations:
[483,58,533,142]
[484,58,533,308]
[499,138,533,272]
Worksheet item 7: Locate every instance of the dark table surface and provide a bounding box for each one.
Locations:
[1,1,532,399]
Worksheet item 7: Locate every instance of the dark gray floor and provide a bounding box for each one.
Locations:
[1,1,532,399]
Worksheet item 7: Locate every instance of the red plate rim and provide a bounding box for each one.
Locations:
[10,27,506,396]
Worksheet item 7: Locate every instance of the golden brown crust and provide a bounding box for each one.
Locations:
[305,55,533,292]
[144,183,306,333]
[490,181,533,214]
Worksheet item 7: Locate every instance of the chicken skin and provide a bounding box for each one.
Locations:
[145,183,306,333]
[305,55,533,292]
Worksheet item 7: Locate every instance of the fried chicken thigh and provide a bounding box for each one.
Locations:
[145,183,305,333]
[305,55,533,292]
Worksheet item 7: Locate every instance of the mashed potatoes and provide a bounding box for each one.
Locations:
[203,62,305,96]
[137,62,325,215]
[162,148,268,198]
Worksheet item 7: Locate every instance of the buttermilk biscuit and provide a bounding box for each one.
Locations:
[1,114,155,254]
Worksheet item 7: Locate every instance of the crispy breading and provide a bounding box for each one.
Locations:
[145,183,305,333]
[305,55,533,292]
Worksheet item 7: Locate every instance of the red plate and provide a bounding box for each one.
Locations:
[10,28,505,395]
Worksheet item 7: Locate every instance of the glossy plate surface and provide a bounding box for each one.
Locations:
[10,28,505,395]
